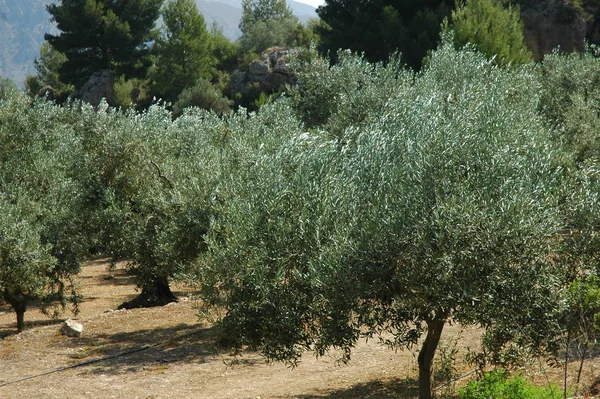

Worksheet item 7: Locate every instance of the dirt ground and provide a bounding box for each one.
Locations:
[0,260,598,399]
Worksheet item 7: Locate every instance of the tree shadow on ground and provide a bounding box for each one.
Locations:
[78,264,136,287]
[0,305,67,339]
[61,324,225,375]
[289,377,419,399]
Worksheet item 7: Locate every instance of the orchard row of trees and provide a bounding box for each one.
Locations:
[17,0,539,115]
[3,37,600,398]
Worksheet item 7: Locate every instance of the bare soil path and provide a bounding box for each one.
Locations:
[0,260,597,399]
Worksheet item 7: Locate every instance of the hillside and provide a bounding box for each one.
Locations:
[0,0,316,87]
[198,0,317,39]
[0,0,57,88]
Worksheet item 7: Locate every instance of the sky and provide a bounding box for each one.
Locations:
[295,0,325,8]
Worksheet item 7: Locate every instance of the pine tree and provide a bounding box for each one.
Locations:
[151,0,216,103]
[451,0,531,66]
[45,0,163,88]
[316,0,454,70]
[30,41,74,98]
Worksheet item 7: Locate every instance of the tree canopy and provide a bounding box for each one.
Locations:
[239,0,295,34]
[151,0,217,104]
[26,41,74,99]
[451,0,531,66]
[238,0,305,54]
[196,43,566,399]
[45,0,163,88]
[316,0,454,70]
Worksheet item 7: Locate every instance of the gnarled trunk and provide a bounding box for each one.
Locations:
[15,305,26,332]
[3,290,28,332]
[118,276,177,309]
[418,318,446,399]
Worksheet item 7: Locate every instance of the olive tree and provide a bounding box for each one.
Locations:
[538,48,600,164]
[68,102,227,308]
[536,49,600,393]
[0,96,84,331]
[197,42,565,399]
[0,199,55,332]
[289,47,410,135]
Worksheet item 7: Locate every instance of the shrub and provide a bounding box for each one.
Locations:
[172,78,232,117]
[451,0,532,66]
[113,76,151,111]
[459,370,562,399]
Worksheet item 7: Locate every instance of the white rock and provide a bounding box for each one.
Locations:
[60,319,84,337]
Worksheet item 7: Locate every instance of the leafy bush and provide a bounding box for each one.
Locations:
[459,370,561,399]
[172,78,232,117]
[113,76,151,111]
[451,0,532,66]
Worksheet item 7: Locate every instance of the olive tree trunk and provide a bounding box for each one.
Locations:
[4,292,28,332]
[15,303,26,332]
[118,276,177,309]
[418,318,446,399]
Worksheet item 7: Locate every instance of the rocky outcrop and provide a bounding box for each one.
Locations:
[520,0,587,60]
[229,47,297,98]
[70,69,116,107]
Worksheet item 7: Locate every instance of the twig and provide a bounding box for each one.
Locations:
[150,160,174,189]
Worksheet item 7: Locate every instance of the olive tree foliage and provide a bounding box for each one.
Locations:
[66,102,228,308]
[289,47,411,136]
[197,42,565,399]
[172,78,232,118]
[545,159,600,395]
[538,48,600,164]
[537,49,600,390]
[0,95,84,332]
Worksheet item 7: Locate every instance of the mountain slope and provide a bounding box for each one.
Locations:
[197,0,317,40]
[0,0,57,87]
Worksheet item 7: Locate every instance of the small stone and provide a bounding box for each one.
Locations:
[60,319,84,338]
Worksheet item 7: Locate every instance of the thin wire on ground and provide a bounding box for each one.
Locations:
[0,327,209,388]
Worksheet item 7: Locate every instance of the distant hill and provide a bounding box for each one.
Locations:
[0,0,57,88]
[0,0,317,88]
[196,0,318,40]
